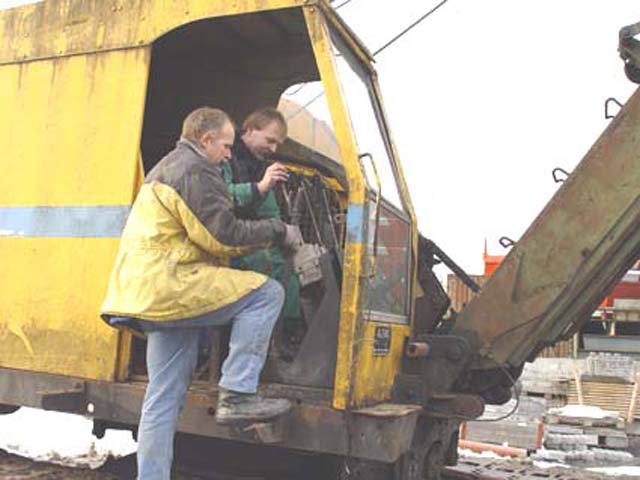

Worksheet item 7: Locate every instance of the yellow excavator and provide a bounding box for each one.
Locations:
[0,2,638,478]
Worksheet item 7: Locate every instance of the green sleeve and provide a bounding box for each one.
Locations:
[257,190,282,220]
[221,162,263,210]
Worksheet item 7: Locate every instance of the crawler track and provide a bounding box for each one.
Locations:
[0,448,632,479]
[442,458,627,480]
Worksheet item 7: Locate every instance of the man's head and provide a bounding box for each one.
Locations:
[182,107,235,164]
[241,107,287,161]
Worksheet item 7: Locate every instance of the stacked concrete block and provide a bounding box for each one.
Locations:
[541,405,631,460]
[533,446,634,463]
[585,353,637,381]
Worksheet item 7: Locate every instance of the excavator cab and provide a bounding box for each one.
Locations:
[127,3,417,408]
[0,1,430,477]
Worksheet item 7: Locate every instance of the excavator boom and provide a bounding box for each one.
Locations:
[453,24,640,373]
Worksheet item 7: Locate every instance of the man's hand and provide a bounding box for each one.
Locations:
[283,224,304,252]
[257,162,289,195]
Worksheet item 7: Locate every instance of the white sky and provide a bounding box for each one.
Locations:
[335,0,638,274]
[2,0,638,275]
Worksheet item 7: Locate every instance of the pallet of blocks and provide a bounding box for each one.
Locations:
[519,376,567,408]
[518,357,582,407]
[565,374,640,425]
[543,405,631,454]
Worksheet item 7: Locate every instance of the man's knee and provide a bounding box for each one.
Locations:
[262,278,285,307]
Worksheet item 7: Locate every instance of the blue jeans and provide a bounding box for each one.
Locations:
[135,279,284,480]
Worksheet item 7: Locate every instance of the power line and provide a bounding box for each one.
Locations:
[373,0,450,56]
[286,0,452,119]
[333,0,355,9]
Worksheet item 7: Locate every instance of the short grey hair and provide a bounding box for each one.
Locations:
[182,107,231,141]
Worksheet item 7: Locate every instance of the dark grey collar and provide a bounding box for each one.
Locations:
[177,138,222,174]
[178,137,209,161]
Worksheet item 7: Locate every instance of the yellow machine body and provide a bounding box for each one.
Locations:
[0,0,417,409]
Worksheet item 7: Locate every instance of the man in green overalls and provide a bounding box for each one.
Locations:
[222,107,303,359]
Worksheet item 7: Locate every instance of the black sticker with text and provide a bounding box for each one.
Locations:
[373,325,391,356]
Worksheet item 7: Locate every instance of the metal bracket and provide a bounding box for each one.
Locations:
[392,375,485,420]
[227,414,290,444]
[498,236,516,249]
[395,334,473,403]
[605,97,623,119]
[552,167,571,183]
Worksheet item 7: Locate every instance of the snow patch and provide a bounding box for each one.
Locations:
[533,460,570,469]
[587,466,640,477]
[0,407,137,468]
[549,404,618,419]
[458,448,507,460]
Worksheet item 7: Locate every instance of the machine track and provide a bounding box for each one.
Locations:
[1,449,632,480]
[442,458,629,480]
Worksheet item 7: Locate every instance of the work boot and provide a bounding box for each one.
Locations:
[215,389,291,425]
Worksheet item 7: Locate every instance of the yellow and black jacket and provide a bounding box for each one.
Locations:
[101,139,286,322]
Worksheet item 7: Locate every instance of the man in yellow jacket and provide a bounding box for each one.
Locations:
[101,107,302,480]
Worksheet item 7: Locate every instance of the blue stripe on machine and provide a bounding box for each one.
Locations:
[0,206,130,238]
[346,203,366,243]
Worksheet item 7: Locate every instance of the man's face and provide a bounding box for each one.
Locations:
[242,121,286,161]
[200,122,235,164]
